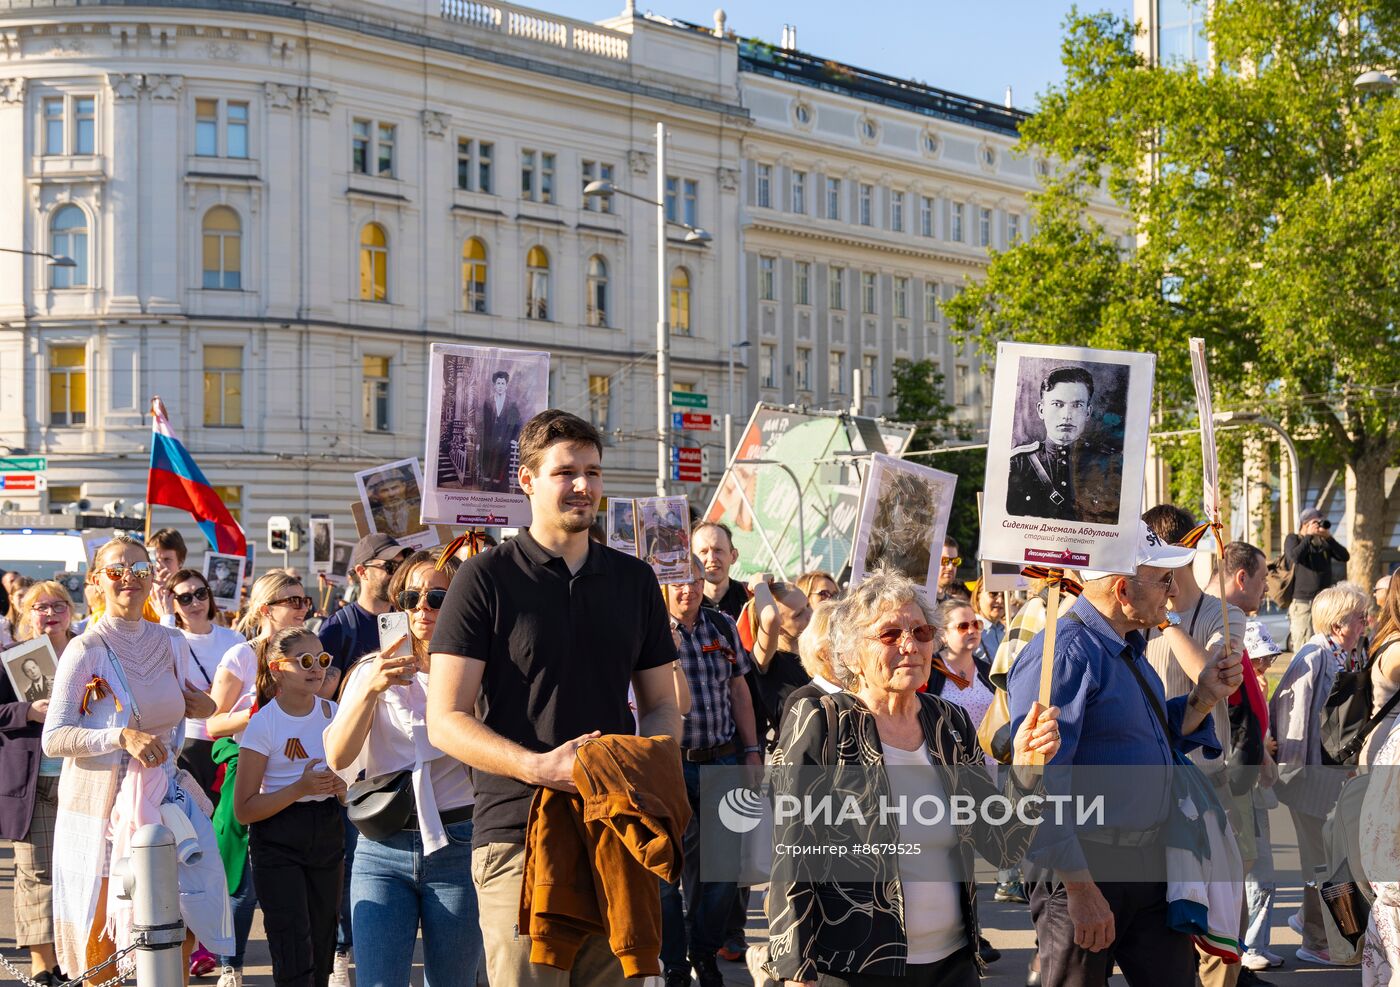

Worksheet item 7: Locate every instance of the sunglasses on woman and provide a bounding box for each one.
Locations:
[949,621,980,634]
[396,588,448,612]
[872,624,937,645]
[103,562,153,582]
[173,587,211,605]
[277,652,333,670]
[268,595,314,611]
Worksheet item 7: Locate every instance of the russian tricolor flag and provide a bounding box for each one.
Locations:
[147,397,248,557]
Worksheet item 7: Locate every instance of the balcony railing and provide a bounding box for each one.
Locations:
[440,0,629,62]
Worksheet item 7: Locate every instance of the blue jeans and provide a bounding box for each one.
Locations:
[350,818,482,987]
[661,755,738,973]
[338,809,358,953]
[220,859,259,969]
[1244,805,1276,953]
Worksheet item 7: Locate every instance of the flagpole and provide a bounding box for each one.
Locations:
[145,397,157,541]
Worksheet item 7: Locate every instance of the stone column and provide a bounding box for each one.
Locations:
[144,73,182,313]
[106,72,144,313]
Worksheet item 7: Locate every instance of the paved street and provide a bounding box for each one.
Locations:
[0,811,1364,987]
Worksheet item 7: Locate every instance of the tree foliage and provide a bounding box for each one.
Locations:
[947,0,1400,581]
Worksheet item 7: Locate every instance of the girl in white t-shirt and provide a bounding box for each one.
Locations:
[233,626,346,987]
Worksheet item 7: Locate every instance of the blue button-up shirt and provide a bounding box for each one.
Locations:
[1007,594,1220,873]
[675,607,753,750]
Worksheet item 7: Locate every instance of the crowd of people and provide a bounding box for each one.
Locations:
[0,405,1396,987]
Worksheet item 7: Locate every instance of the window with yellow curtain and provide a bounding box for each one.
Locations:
[203,345,243,427]
[201,206,242,290]
[48,346,86,426]
[462,238,487,313]
[525,245,549,320]
[669,267,691,335]
[359,223,388,301]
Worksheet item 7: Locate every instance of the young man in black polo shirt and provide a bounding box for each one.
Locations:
[428,410,682,987]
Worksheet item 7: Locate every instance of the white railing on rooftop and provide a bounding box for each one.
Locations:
[440,0,629,61]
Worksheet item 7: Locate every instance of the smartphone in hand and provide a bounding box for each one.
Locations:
[377,611,413,661]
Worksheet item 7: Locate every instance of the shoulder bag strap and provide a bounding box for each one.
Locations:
[1066,611,1173,740]
[1347,640,1400,751]
[94,631,143,729]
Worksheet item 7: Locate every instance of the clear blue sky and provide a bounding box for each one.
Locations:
[544,1,1133,110]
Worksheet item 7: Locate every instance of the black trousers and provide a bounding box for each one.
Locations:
[179,738,220,806]
[1029,859,1194,987]
[249,798,345,987]
[814,947,978,987]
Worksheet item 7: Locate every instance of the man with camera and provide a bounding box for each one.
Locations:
[1283,508,1349,650]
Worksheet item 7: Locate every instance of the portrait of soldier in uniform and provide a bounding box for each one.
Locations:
[360,461,428,541]
[1006,364,1124,524]
[477,370,522,494]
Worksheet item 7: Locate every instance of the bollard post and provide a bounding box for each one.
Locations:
[116,824,186,987]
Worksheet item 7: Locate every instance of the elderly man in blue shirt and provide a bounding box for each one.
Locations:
[1008,521,1244,987]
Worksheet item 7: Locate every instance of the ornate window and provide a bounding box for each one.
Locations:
[359,223,388,301]
[201,207,242,290]
[50,205,88,288]
[461,237,487,313]
[586,255,609,328]
[525,245,550,320]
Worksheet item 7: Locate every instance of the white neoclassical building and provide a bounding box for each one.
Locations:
[0,0,1126,568]
[0,0,747,552]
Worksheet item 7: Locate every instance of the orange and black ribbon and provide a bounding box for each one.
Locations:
[436,529,491,570]
[80,675,122,716]
[930,655,973,690]
[1019,566,1084,598]
[1180,519,1227,556]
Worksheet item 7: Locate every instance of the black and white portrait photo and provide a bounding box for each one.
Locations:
[607,498,638,557]
[328,540,353,585]
[1005,359,1127,525]
[850,454,957,597]
[981,342,1155,577]
[421,343,550,528]
[3,637,58,703]
[309,516,334,574]
[354,458,434,552]
[202,551,247,610]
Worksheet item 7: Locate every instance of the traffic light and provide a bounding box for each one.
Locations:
[268,515,291,553]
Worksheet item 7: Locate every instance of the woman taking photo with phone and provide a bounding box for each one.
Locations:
[43,534,227,983]
[323,549,481,987]
[234,626,346,987]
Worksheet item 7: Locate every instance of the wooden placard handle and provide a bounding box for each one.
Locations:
[1029,578,1062,768]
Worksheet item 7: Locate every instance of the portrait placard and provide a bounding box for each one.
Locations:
[635,495,693,584]
[202,551,247,611]
[327,540,354,586]
[422,343,550,528]
[980,342,1155,576]
[353,458,436,553]
[982,560,1030,593]
[308,516,334,575]
[606,498,639,556]
[3,636,58,703]
[849,454,958,599]
[1190,337,1221,523]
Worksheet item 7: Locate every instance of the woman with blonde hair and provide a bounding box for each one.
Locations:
[42,534,226,983]
[205,569,311,987]
[1,581,78,984]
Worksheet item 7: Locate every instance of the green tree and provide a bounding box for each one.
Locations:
[888,358,985,566]
[947,1,1400,583]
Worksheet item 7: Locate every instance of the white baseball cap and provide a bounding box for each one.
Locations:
[1078,520,1197,581]
[1243,620,1283,659]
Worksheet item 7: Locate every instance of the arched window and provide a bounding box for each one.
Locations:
[585,255,608,328]
[50,205,88,289]
[462,237,488,313]
[201,206,242,290]
[669,267,691,335]
[525,245,549,320]
[359,223,388,302]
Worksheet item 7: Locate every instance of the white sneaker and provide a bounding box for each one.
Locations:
[1241,951,1275,971]
[216,967,241,987]
[1287,912,1304,935]
[1258,948,1285,967]
[329,951,351,987]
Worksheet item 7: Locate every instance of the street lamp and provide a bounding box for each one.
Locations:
[1355,70,1396,94]
[1213,410,1302,536]
[582,126,713,497]
[726,340,751,466]
[0,247,76,267]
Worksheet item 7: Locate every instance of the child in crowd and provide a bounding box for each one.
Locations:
[233,627,347,987]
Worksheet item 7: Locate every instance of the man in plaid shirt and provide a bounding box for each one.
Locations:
[660,556,761,987]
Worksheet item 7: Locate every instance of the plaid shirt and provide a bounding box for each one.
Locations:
[674,607,753,750]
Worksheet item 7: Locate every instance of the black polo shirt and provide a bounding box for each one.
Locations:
[701,578,750,623]
[430,529,676,847]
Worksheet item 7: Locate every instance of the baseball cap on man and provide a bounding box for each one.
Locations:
[1299,507,1324,526]
[1078,520,1197,581]
[1243,620,1283,660]
[351,533,407,568]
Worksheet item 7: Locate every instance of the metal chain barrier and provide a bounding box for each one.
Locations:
[0,935,144,987]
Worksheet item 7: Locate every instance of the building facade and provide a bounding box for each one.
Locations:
[0,0,746,557]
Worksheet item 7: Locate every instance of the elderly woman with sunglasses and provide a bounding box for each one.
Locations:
[42,534,227,984]
[323,548,482,987]
[768,568,1060,987]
